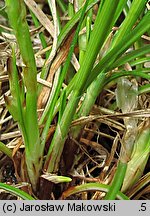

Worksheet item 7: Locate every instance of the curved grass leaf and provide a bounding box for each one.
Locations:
[111,45,150,70]
[85,11,150,89]
[61,183,129,200]
[0,183,35,200]
[104,69,150,87]
[139,83,150,94]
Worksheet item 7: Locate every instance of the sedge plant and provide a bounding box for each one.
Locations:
[1,0,150,199]
[5,0,43,192]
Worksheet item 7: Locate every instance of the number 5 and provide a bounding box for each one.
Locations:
[141,203,146,211]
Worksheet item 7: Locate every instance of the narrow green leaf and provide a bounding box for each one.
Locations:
[104,162,127,200]
[0,183,35,200]
[41,0,90,155]
[111,45,150,69]
[57,0,100,48]
[86,11,150,88]
[74,0,120,93]
[61,183,129,200]
[0,142,12,159]
[104,69,150,86]
[58,90,67,123]
[139,83,150,94]
[111,0,147,48]
[5,0,42,191]
[45,0,120,173]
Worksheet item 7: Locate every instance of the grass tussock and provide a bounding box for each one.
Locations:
[0,0,150,200]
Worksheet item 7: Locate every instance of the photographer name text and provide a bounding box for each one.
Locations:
[18,202,116,212]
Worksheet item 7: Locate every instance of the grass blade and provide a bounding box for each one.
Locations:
[0,141,12,159]
[5,0,42,191]
[61,183,129,200]
[0,183,35,200]
[45,0,120,172]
